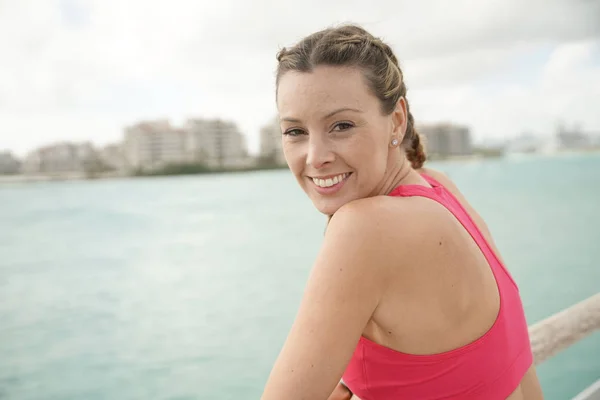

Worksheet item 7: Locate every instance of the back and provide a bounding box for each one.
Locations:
[342,171,540,399]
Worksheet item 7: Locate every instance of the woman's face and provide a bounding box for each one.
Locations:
[277,65,404,215]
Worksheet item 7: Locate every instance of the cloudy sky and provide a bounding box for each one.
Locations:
[1,0,599,156]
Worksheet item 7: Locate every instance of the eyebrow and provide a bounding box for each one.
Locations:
[280,107,363,123]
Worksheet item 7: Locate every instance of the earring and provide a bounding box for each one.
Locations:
[391,138,399,146]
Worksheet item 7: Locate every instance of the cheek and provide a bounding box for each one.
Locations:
[353,133,387,168]
[352,134,389,184]
[282,142,305,176]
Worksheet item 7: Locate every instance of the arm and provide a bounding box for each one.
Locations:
[261,201,391,400]
[327,382,354,400]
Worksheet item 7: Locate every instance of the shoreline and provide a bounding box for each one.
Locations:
[0,165,290,184]
[2,150,598,185]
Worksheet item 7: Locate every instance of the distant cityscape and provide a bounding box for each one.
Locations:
[0,117,286,180]
[0,118,598,181]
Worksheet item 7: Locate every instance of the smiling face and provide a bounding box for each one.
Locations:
[277,65,405,215]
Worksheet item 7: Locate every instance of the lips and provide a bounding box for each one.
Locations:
[312,173,350,188]
[308,172,352,195]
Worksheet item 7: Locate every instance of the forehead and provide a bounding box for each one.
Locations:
[277,66,378,118]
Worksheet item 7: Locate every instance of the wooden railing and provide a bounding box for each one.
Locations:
[350,293,600,400]
[529,293,600,365]
[529,293,600,399]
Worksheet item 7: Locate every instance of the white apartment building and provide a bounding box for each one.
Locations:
[0,151,20,174]
[184,119,248,169]
[99,143,126,171]
[123,120,187,170]
[259,118,286,166]
[21,142,97,174]
[416,123,473,157]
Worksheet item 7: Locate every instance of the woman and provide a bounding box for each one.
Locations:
[261,24,544,400]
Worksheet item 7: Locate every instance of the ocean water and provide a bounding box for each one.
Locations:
[0,153,599,400]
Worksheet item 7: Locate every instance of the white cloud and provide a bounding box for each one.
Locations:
[0,0,599,156]
[410,39,600,142]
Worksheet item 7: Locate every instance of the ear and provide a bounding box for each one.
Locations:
[391,97,408,142]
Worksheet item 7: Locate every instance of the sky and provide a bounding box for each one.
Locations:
[1,0,599,156]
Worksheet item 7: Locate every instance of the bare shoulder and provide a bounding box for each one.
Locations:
[316,197,408,282]
[328,195,444,260]
[326,197,403,266]
[329,195,429,239]
[418,167,506,264]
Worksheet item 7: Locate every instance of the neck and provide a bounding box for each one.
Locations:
[325,158,424,225]
[373,158,420,197]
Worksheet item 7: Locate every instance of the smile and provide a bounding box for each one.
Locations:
[309,173,352,194]
[312,173,350,188]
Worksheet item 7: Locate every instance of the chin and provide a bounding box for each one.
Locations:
[311,197,346,216]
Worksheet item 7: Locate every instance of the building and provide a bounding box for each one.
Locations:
[416,123,473,157]
[99,143,126,171]
[259,117,286,166]
[505,133,545,154]
[21,151,41,174]
[123,120,187,171]
[556,124,592,150]
[184,118,248,169]
[0,151,20,174]
[21,142,98,175]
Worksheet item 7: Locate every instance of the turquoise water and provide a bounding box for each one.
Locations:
[0,154,599,400]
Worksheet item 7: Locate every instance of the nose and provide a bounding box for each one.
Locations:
[306,135,335,169]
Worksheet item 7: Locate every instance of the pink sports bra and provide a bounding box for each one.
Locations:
[342,174,533,399]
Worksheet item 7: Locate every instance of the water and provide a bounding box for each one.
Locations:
[0,154,599,400]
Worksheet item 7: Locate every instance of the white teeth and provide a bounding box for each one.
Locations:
[312,173,348,188]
